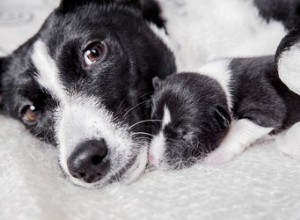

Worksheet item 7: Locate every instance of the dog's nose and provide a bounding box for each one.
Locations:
[67,139,110,183]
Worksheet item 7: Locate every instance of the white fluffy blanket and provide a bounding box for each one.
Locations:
[1,1,300,220]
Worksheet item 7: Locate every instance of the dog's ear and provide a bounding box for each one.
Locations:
[58,0,140,12]
[214,105,231,130]
[152,77,162,91]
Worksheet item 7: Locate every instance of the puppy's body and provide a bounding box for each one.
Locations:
[149,56,300,168]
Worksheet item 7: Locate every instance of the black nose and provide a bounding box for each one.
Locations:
[67,139,110,183]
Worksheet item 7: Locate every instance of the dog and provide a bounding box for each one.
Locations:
[149,29,300,169]
[0,0,176,188]
[1,0,300,188]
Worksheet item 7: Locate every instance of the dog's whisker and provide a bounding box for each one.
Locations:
[129,119,162,131]
[122,99,150,120]
[131,132,154,138]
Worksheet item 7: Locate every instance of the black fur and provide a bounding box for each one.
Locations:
[0,0,176,145]
[58,0,165,28]
[230,56,300,133]
[151,73,231,168]
[0,57,7,95]
[140,0,165,28]
[0,57,8,107]
[58,0,141,13]
[151,56,300,169]
[254,0,300,30]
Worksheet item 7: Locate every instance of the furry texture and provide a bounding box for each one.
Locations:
[1,0,300,219]
[1,115,300,220]
[159,0,288,70]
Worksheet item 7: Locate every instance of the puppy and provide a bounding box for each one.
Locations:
[149,55,300,169]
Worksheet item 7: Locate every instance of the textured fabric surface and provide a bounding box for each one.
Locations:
[1,1,300,220]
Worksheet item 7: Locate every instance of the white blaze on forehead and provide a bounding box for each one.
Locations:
[31,40,66,101]
[162,105,171,126]
[197,59,233,110]
[278,44,300,96]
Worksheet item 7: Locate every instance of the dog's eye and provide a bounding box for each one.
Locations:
[83,42,107,66]
[21,105,40,125]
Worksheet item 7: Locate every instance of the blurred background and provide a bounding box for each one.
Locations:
[0,0,59,55]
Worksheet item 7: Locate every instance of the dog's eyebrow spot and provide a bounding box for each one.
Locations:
[31,40,66,102]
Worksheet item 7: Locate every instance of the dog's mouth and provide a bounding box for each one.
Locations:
[54,95,149,188]
[64,143,148,188]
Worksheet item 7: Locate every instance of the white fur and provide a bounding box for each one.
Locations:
[197,59,233,110]
[149,132,166,167]
[277,122,300,160]
[159,0,287,70]
[205,119,273,164]
[149,106,171,167]
[162,105,171,126]
[2,0,300,219]
[31,40,148,187]
[31,40,66,102]
[56,95,148,188]
[2,114,300,220]
[278,44,300,96]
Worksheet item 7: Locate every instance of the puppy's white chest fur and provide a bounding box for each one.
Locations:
[159,0,287,70]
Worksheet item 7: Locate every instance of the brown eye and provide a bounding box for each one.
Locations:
[83,42,107,66]
[21,105,39,125]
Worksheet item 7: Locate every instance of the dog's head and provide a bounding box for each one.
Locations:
[0,0,176,187]
[149,73,231,169]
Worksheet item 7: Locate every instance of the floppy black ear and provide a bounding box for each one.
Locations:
[58,0,140,12]
[152,76,162,91]
[214,105,231,130]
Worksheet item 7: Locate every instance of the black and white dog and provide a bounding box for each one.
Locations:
[0,0,300,188]
[0,0,176,188]
[149,29,300,169]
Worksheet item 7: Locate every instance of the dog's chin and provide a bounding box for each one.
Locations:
[61,144,148,189]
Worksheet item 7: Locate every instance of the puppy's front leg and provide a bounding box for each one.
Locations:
[204,119,273,164]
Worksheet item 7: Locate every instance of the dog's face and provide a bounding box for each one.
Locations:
[0,0,176,187]
[149,73,231,169]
